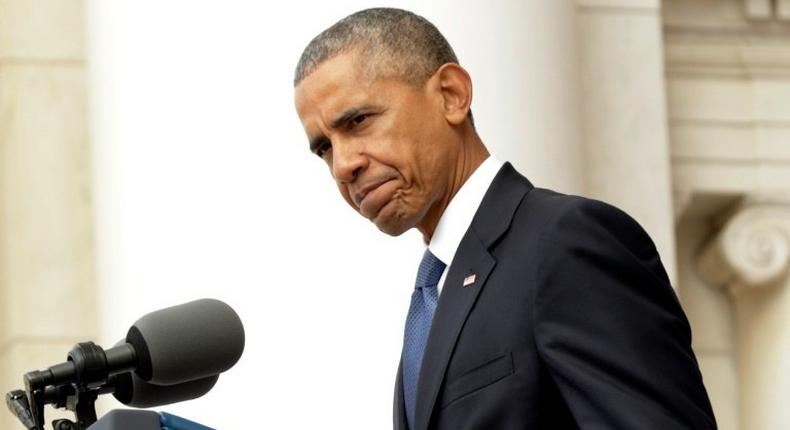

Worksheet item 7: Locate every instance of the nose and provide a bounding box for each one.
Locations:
[331,141,367,183]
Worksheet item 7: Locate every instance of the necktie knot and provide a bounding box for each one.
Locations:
[415,249,446,290]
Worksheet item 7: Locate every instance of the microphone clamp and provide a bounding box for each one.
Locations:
[20,341,137,430]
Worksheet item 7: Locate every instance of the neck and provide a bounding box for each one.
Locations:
[418,131,489,243]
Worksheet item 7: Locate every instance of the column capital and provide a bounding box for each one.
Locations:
[698,196,790,290]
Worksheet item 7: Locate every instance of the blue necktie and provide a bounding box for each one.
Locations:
[402,249,446,430]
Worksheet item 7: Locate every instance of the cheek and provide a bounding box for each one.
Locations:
[337,183,357,211]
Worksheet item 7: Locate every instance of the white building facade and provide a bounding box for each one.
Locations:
[1,1,788,428]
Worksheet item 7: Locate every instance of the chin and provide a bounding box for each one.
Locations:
[372,212,415,237]
[374,220,411,237]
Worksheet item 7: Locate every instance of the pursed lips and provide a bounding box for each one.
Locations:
[353,177,395,207]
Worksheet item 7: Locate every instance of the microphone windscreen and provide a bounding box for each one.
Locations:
[112,372,219,408]
[126,298,245,385]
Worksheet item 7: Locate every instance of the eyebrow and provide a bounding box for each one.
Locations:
[330,104,374,129]
[308,104,375,153]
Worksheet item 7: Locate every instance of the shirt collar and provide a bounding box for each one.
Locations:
[428,155,504,267]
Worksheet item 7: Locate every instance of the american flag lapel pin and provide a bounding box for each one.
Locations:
[463,273,476,287]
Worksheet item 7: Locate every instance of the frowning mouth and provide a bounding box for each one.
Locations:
[353,178,395,207]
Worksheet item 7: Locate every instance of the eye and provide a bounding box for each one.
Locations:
[351,113,369,127]
[316,141,332,158]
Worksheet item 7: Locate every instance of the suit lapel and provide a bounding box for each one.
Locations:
[394,359,407,430]
[412,163,532,430]
[413,231,495,430]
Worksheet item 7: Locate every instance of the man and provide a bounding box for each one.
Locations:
[293,8,716,430]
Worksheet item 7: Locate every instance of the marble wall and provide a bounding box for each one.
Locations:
[665,0,790,428]
[0,0,96,428]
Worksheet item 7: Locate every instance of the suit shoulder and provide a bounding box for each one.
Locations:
[519,188,630,228]
[516,189,656,253]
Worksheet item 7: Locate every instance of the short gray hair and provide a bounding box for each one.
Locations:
[294,8,459,87]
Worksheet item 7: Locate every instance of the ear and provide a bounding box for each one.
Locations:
[432,63,473,126]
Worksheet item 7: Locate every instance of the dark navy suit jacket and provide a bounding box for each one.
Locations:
[393,163,716,429]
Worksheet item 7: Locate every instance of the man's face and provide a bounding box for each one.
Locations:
[294,52,455,236]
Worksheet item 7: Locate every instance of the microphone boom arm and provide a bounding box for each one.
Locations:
[9,341,136,430]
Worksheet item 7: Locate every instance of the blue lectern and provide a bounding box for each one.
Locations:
[86,410,214,430]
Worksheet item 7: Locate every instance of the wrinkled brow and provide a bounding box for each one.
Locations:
[330,105,374,129]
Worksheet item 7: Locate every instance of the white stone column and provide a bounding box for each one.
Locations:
[577,0,677,283]
[0,0,95,427]
[450,1,587,196]
[503,1,587,196]
[698,199,790,430]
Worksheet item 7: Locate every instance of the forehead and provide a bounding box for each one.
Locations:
[295,52,370,118]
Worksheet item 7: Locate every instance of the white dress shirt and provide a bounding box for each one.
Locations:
[428,155,504,295]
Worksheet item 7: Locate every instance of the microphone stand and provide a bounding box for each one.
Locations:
[6,342,125,430]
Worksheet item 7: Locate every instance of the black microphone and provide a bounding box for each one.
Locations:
[111,372,219,408]
[125,298,245,385]
[25,298,244,390]
[9,298,244,430]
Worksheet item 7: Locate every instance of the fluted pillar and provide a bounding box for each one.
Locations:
[698,199,790,430]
